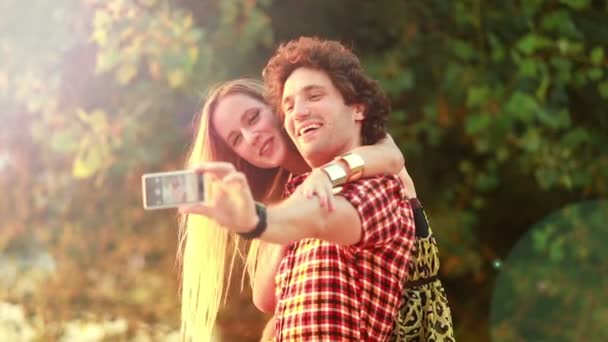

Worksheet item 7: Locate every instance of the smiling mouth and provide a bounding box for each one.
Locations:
[297,123,322,137]
[259,138,272,156]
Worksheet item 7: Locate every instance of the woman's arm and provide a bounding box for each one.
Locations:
[294,134,405,211]
[259,315,276,341]
[348,133,404,176]
[397,166,417,199]
[252,242,287,313]
[295,134,405,211]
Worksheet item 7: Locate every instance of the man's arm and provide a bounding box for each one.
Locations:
[179,162,363,246]
[260,191,362,245]
[254,175,407,247]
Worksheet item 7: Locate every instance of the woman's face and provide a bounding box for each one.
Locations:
[211,93,288,169]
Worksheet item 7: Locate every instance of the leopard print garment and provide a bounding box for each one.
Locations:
[390,227,455,341]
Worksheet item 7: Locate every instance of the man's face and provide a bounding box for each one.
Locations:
[281,67,364,167]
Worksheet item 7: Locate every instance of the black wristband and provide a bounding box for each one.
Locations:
[238,202,267,240]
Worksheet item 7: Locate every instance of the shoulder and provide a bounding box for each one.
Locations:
[338,174,404,206]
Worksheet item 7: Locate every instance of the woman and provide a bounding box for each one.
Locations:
[179,79,453,341]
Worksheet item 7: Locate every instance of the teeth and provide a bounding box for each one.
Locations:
[298,123,321,136]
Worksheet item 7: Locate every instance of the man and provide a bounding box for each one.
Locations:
[181,36,416,341]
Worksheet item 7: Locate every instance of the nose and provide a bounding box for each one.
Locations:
[241,128,260,146]
[292,100,311,122]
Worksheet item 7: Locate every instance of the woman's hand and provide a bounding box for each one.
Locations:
[296,168,336,211]
[397,166,417,199]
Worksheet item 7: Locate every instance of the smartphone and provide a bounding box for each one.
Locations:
[141,170,205,210]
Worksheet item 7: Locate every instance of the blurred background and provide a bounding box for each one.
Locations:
[1,0,607,341]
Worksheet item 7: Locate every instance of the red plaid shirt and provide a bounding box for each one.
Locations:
[273,174,416,341]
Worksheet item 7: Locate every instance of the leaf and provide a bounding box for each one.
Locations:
[562,128,590,147]
[505,92,539,123]
[522,129,541,152]
[587,67,603,81]
[167,69,185,88]
[465,114,491,135]
[466,86,490,107]
[541,10,574,33]
[536,168,560,189]
[72,139,104,179]
[50,129,80,154]
[95,51,120,73]
[452,40,475,61]
[590,47,604,66]
[517,34,552,55]
[488,33,505,62]
[391,110,408,121]
[536,109,563,130]
[598,81,608,98]
[78,109,109,134]
[533,228,550,251]
[496,147,509,163]
[474,172,499,192]
[536,73,550,100]
[548,238,565,262]
[559,0,591,10]
[518,58,538,77]
[91,27,108,47]
[116,64,137,85]
[188,47,199,65]
[557,38,584,54]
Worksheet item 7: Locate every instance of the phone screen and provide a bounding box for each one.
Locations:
[142,171,204,209]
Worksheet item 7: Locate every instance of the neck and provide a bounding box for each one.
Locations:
[281,142,310,175]
[306,140,361,169]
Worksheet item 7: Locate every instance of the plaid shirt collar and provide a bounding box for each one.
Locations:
[284,172,309,195]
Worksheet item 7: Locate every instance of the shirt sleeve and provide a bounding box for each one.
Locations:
[337,174,413,249]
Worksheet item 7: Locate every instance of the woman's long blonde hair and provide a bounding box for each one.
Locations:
[178,79,288,341]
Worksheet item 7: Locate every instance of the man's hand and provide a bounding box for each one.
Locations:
[179,162,258,234]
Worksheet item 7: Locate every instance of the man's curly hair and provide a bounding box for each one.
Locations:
[262,36,390,146]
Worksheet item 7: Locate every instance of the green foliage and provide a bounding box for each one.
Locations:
[352,0,607,269]
[491,201,608,341]
[339,2,607,339]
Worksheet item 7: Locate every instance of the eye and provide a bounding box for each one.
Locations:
[248,109,260,124]
[232,134,242,147]
[309,92,322,100]
[284,104,293,114]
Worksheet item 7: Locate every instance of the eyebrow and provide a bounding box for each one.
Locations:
[226,107,256,144]
[282,84,324,107]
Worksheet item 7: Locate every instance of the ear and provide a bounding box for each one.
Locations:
[352,104,365,121]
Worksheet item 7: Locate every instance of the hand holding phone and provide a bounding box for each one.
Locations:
[141,170,205,210]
